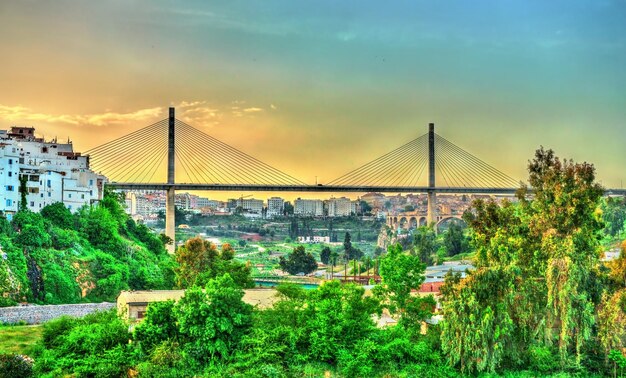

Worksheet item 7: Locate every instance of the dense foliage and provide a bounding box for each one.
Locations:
[4,147,626,377]
[442,147,622,374]
[0,190,175,305]
[175,236,253,289]
[29,252,453,377]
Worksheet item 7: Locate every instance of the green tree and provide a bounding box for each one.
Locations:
[18,174,28,211]
[320,246,332,265]
[279,246,317,275]
[175,274,252,362]
[342,232,363,261]
[305,280,380,363]
[412,226,437,265]
[34,310,135,377]
[133,300,180,354]
[373,244,434,327]
[175,237,253,288]
[359,200,372,215]
[283,201,294,216]
[443,221,470,256]
[343,232,352,258]
[40,202,74,229]
[602,197,626,237]
[442,147,605,373]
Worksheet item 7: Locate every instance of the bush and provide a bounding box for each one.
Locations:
[527,345,559,373]
[0,353,33,378]
[34,310,134,377]
[41,316,76,349]
[134,301,179,354]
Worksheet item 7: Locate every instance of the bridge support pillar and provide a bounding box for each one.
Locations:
[427,191,436,227]
[166,186,176,253]
[427,122,437,229]
[166,107,176,253]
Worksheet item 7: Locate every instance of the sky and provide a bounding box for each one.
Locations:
[1,0,625,199]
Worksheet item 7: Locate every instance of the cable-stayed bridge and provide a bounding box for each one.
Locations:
[86,108,625,251]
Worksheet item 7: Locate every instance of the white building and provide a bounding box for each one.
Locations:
[175,193,198,211]
[241,198,264,218]
[294,198,323,217]
[297,235,330,243]
[327,197,354,217]
[0,126,106,219]
[197,197,219,209]
[267,197,284,218]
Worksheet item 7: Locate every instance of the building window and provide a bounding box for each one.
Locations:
[8,172,11,177]
[47,180,51,188]
[48,192,51,197]
[40,193,44,198]
[68,205,72,210]
[68,194,72,198]
[6,186,13,191]
[5,199,11,206]
[30,201,34,207]
[8,159,12,165]
[89,179,93,186]
[81,194,85,199]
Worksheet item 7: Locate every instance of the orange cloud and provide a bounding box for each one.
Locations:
[0,104,163,126]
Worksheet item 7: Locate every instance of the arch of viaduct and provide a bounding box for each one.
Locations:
[386,211,464,231]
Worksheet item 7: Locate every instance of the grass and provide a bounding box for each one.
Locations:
[0,324,43,356]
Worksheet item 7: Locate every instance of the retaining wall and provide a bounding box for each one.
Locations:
[0,302,116,324]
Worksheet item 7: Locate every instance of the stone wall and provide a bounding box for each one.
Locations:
[0,302,116,325]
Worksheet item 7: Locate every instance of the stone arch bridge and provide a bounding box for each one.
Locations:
[386,211,464,231]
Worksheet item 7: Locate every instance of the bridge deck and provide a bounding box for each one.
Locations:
[107,183,526,194]
[106,183,626,195]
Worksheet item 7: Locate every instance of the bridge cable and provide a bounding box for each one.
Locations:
[435,134,519,187]
[328,134,425,186]
[176,123,265,184]
[85,119,167,154]
[102,131,167,182]
[328,134,427,186]
[176,120,305,185]
[176,123,269,185]
[87,121,168,174]
[175,127,235,184]
[108,135,167,182]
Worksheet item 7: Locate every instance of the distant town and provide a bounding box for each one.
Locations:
[0,125,516,226]
[123,190,516,223]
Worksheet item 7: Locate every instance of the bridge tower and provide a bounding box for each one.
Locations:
[427,123,437,227]
[165,107,176,253]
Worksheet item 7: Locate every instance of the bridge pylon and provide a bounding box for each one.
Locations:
[165,107,176,253]
[427,123,437,228]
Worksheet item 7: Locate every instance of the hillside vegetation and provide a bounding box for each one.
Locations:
[0,190,175,306]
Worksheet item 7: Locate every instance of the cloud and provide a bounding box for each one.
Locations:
[0,100,270,129]
[180,104,222,125]
[0,104,163,127]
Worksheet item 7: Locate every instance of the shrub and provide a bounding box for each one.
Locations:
[527,345,559,373]
[0,353,33,378]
